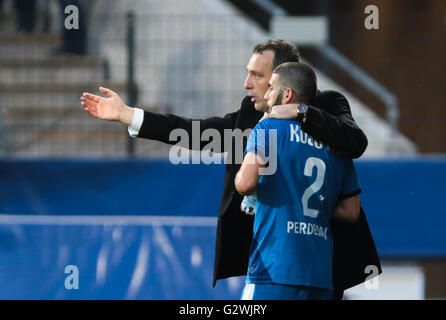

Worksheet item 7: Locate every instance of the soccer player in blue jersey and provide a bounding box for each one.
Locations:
[235,62,361,300]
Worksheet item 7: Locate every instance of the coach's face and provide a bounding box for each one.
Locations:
[244,50,274,112]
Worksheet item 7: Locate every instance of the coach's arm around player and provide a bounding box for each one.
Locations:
[262,90,368,159]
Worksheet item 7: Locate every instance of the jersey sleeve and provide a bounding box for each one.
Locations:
[339,159,361,199]
[245,119,271,158]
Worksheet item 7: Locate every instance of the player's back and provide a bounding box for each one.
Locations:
[245,118,360,290]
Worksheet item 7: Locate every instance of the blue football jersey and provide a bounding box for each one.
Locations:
[244,118,361,290]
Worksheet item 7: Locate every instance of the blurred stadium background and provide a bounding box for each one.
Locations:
[0,0,445,299]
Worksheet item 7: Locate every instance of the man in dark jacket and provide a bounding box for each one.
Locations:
[81,39,381,299]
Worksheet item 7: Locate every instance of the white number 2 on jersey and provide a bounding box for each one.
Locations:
[302,157,326,218]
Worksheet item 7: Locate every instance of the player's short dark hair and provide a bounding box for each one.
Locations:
[253,39,300,70]
[273,62,317,104]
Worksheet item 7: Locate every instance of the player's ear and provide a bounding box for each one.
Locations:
[282,88,294,104]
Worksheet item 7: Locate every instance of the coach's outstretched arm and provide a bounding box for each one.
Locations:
[82,88,367,158]
[82,87,243,152]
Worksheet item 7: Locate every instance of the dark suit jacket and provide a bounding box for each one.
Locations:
[137,90,382,292]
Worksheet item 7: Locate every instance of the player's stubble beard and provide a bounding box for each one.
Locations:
[266,90,283,113]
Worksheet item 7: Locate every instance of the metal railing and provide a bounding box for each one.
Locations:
[0,11,256,157]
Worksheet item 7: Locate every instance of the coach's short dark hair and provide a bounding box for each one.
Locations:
[273,62,317,104]
[253,39,300,70]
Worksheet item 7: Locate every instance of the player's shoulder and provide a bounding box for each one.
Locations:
[255,118,294,129]
[253,119,293,137]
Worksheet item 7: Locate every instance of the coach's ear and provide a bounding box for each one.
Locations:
[282,88,294,104]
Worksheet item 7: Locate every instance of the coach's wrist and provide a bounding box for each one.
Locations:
[119,105,134,126]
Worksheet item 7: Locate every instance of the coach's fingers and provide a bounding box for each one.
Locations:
[80,95,96,106]
[82,102,97,116]
[82,92,101,103]
[81,98,96,109]
[81,99,93,111]
[268,106,282,117]
[81,97,99,110]
[99,87,117,98]
[81,98,99,114]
